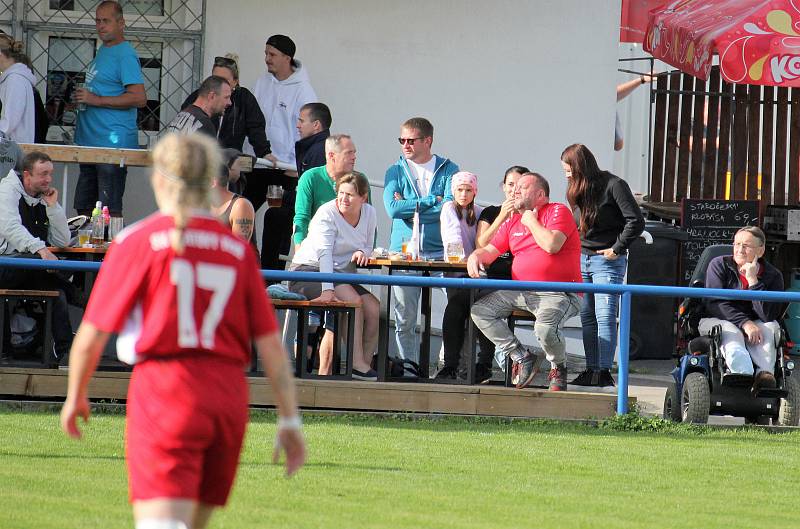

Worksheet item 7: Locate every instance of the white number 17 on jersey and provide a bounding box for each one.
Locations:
[171,259,236,349]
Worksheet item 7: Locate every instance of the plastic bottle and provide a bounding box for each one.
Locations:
[102,206,111,241]
[91,201,102,219]
[90,201,103,246]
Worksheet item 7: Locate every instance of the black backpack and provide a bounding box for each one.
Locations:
[31,86,49,144]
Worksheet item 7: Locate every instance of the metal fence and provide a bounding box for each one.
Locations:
[2,0,205,146]
[3,256,800,416]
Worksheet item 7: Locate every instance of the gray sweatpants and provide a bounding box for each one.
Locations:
[471,290,580,367]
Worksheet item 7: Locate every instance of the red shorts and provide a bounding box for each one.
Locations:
[125,356,249,506]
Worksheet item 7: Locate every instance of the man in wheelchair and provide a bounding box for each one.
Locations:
[667,227,798,425]
[698,227,784,394]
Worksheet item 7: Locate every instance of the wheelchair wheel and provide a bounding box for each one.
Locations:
[662,382,681,421]
[681,372,710,424]
[778,373,800,427]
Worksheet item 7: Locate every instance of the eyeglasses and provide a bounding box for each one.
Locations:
[214,56,237,67]
[398,137,424,146]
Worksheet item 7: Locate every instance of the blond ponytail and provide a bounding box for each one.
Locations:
[150,133,221,254]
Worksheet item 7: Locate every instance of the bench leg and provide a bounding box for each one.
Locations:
[294,309,308,379]
[330,310,341,375]
[42,297,54,367]
[345,307,355,377]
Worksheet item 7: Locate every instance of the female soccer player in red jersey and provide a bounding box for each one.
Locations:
[61,133,305,529]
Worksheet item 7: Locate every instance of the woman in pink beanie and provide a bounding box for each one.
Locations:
[435,171,485,382]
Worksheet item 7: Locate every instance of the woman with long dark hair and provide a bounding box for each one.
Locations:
[562,144,643,387]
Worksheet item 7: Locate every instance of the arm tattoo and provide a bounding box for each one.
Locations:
[234,218,254,240]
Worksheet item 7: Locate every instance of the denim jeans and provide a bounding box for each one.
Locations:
[580,254,628,370]
[75,163,127,215]
[471,290,580,367]
[391,254,443,363]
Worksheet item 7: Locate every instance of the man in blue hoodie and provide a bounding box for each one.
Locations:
[383,117,458,364]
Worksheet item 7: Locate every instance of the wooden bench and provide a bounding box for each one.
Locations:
[269,299,359,380]
[0,289,60,367]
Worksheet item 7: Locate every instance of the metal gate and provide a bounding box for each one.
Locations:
[1,0,205,146]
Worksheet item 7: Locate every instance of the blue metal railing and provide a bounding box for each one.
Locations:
[4,256,800,415]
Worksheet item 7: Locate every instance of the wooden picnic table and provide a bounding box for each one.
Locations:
[363,258,469,382]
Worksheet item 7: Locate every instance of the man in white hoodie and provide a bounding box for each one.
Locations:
[0,151,74,362]
[248,34,317,269]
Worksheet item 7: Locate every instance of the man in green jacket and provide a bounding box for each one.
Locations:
[293,133,359,248]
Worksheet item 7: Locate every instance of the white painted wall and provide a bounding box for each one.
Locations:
[204,0,621,240]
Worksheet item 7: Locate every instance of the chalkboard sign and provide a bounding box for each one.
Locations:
[681,199,759,283]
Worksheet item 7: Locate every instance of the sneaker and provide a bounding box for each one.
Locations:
[352,368,378,381]
[434,365,458,382]
[596,369,615,388]
[570,368,596,386]
[548,364,568,391]
[515,350,544,389]
[475,364,493,385]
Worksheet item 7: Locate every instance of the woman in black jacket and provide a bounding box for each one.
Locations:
[562,143,644,387]
[182,54,271,160]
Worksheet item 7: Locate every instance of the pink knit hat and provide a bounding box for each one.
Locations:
[451,171,478,196]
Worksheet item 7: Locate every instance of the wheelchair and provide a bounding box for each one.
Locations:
[663,244,800,425]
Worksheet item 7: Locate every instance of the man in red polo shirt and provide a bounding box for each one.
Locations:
[467,172,581,391]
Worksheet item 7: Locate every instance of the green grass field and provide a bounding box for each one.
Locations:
[1,408,798,529]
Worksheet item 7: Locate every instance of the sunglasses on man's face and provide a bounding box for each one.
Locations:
[398,137,424,146]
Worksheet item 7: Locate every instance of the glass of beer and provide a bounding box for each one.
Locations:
[78,229,91,247]
[91,217,105,247]
[446,241,465,263]
[267,185,283,207]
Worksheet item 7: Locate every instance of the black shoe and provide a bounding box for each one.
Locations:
[752,371,777,395]
[570,368,596,386]
[596,369,615,387]
[434,365,458,382]
[352,368,378,381]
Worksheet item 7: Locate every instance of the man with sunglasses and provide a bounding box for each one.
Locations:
[383,117,459,365]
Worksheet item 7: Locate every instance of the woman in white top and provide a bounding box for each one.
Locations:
[289,171,379,380]
[435,171,485,382]
[0,35,35,143]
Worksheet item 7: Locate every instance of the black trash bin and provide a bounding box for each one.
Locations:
[625,221,688,360]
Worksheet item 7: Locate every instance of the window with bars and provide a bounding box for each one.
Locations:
[8,0,204,146]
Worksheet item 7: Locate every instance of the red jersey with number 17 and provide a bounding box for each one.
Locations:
[84,212,277,366]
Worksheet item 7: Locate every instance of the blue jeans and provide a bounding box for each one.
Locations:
[391,252,443,363]
[580,254,628,370]
[75,163,128,215]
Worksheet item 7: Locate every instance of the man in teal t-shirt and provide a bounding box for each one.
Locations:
[73,1,145,217]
